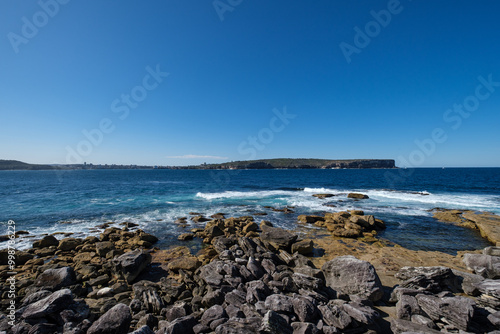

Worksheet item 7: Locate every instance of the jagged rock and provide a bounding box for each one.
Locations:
[322,255,383,301]
[34,266,76,290]
[260,225,298,251]
[159,315,197,334]
[390,318,442,334]
[178,233,194,241]
[215,317,262,334]
[164,305,186,321]
[342,302,379,325]
[395,266,459,293]
[87,303,132,334]
[112,249,151,284]
[33,235,59,248]
[246,280,271,303]
[21,290,52,306]
[411,314,438,329]
[291,322,320,334]
[396,295,421,320]
[202,289,225,307]
[416,294,475,331]
[317,304,352,329]
[463,253,500,278]
[265,294,294,313]
[291,240,313,255]
[58,237,81,251]
[21,289,74,319]
[292,295,318,322]
[347,193,369,199]
[260,310,293,334]
[225,289,247,307]
[452,269,485,296]
[199,261,224,286]
[484,246,500,257]
[473,279,500,308]
[134,285,164,315]
[201,305,227,327]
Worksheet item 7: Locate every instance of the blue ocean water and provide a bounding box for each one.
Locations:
[1,168,499,254]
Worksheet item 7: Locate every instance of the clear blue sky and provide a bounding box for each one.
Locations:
[1,0,499,167]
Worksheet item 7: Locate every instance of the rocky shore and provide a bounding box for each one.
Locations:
[1,209,500,333]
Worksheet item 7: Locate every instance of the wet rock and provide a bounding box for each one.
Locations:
[416,294,475,331]
[33,235,59,248]
[463,253,500,278]
[291,240,313,255]
[347,193,369,199]
[112,249,151,284]
[260,310,293,334]
[34,266,76,291]
[312,194,335,199]
[260,225,298,251]
[322,255,383,301]
[21,288,73,319]
[87,303,132,334]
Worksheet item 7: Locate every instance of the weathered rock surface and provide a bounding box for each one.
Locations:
[87,303,132,334]
[322,255,383,301]
[112,249,152,283]
[34,266,76,290]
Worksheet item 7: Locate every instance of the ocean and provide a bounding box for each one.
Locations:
[1,168,499,254]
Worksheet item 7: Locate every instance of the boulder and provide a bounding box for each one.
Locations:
[201,305,227,327]
[260,225,297,251]
[322,255,383,301]
[33,235,58,248]
[159,315,197,334]
[317,304,352,329]
[0,248,33,265]
[178,233,194,241]
[347,193,369,199]
[214,317,262,334]
[390,318,442,334]
[34,266,76,290]
[21,289,74,319]
[342,302,379,325]
[95,241,115,257]
[395,266,458,293]
[297,215,324,224]
[473,279,500,307]
[260,310,293,334]
[112,249,151,284]
[265,294,294,313]
[292,295,318,322]
[463,253,500,278]
[87,303,132,334]
[291,322,320,334]
[168,256,201,272]
[58,237,81,251]
[416,294,475,331]
[291,240,313,255]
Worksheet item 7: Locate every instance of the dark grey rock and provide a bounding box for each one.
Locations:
[265,294,294,313]
[473,279,500,308]
[292,295,318,322]
[159,315,197,334]
[321,255,383,301]
[246,280,270,304]
[202,289,225,307]
[201,305,227,327]
[112,249,151,284]
[130,325,155,334]
[21,290,51,307]
[136,313,158,330]
[291,273,323,291]
[225,289,247,307]
[416,294,475,331]
[260,225,298,251]
[247,257,265,279]
[87,303,132,334]
[214,317,262,334]
[291,322,320,334]
[390,318,442,334]
[21,289,73,319]
[317,304,352,330]
[463,253,500,278]
[164,305,186,322]
[395,266,459,293]
[260,310,293,334]
[483,246,500,257]
[410,314,437,329]
[396,295,421,320]
[34,267,76,291]
[341,302,379,325]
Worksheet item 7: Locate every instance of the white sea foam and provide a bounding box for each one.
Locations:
[196,190,291,200]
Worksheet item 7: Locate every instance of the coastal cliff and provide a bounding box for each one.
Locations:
[193,159,396,170]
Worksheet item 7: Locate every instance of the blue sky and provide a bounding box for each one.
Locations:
[1,0,499,167]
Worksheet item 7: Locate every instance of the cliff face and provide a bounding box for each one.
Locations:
[203,159,396,170]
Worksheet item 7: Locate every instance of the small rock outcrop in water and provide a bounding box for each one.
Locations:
[2,213,500,333]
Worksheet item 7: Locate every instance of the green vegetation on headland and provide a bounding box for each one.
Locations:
[0,158,396,171]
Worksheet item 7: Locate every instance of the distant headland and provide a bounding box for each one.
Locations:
[0,159,396,170]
